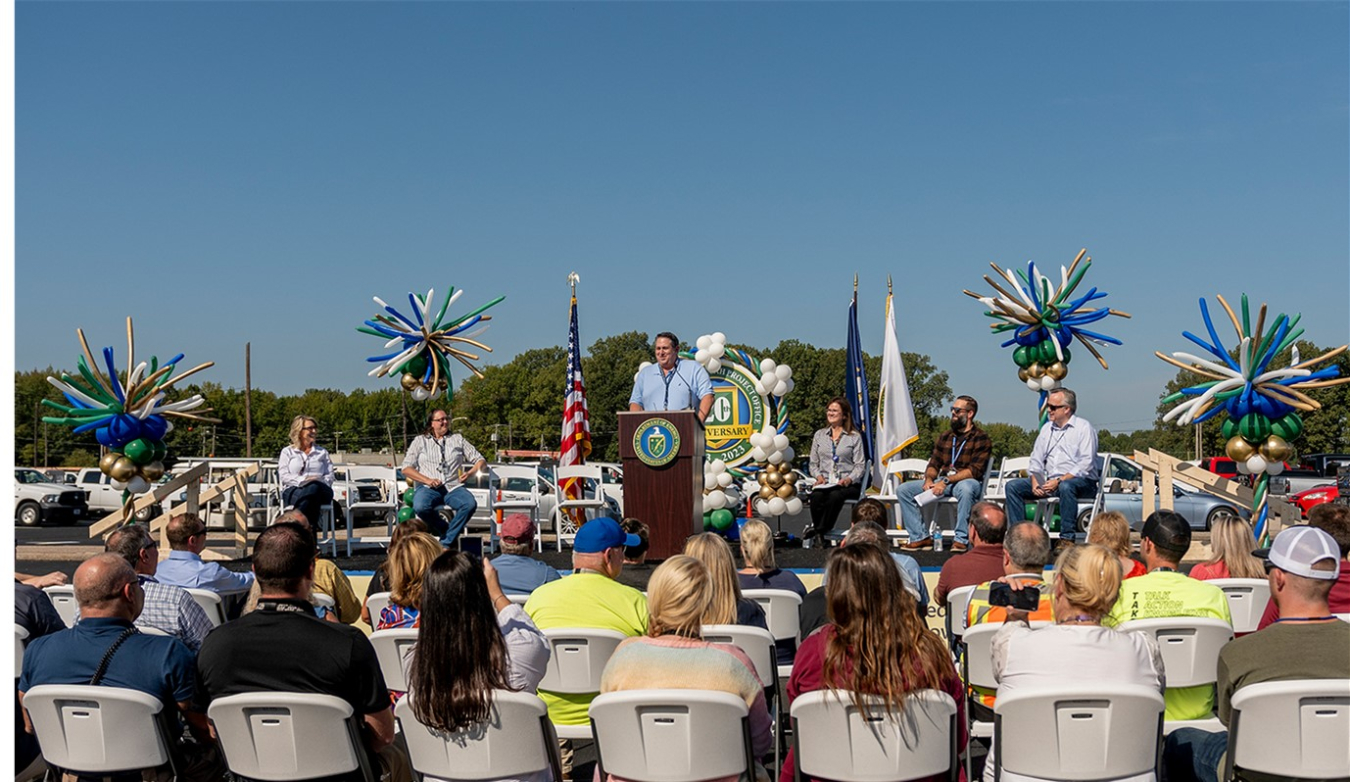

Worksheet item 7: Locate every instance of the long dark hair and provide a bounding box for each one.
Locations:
[825,396,856,434]
[407,551,512,731]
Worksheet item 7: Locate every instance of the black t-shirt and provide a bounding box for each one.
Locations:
[195,598,388,716]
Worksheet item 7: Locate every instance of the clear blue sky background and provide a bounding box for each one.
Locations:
[16,1,1348,433]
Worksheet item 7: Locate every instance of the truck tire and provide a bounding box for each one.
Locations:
[17,502,42,527]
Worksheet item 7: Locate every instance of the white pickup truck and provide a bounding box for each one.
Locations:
[75,467,161,522]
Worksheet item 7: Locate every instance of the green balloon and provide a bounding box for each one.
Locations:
[710,509,735,531]
[1013,346,1031,368]
[1060,347,1071,365]
[1238,414,1272,443]
[405,353,429,378]
[151,440,167,462]
[397,507,416,523]
[123,438,156,466]
[402,488,416,506]
[702,512,713,531]
[1270,412,1304,441]
[1221,417,1239,440]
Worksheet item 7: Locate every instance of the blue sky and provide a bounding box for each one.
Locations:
[15,1,1349,433]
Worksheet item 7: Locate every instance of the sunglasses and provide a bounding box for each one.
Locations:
[1046,404,1070,411]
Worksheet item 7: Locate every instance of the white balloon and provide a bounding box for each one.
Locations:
[782,446,795,463]
[1246,455,1268,474]
[773,380,788,397]
[784,378,795,394]
[695,348,709,363]
[164,420,174,434]
[773,434,790,451]
[110,479,128,491]
[717,472,733,488]
[411,386,431,401]
[711,343,725,358]
[1266,461,1285,476]
[760,359,777,374]
[785,497,803,515]
[1040,376,1059,391]
[712,332,726,345]
[697,335,712,349]
[767,497,788,516]
[708,358,722,373]
[1236,461,1252,475]
[748,432,765,448]
[762,423,777,435]
[704,472,718,490]
[709,459,726,473]
[778,364,793,380]
[1026,378,1041,391]
[708,491,727,510]
[754,381,768,396]
[768,450,784,465]
[127,476,151,494]
[751,447,767,462]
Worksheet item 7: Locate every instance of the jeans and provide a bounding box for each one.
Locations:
[898,478,981,545]
[1003,475,1097,542]
[805,483,860,539]
[1163,727,1226,782]
[282,482,334,528]
[412,484,478,546]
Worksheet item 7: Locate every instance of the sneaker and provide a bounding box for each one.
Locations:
[901,538,934,551]
[802,537,814,549]
[950,542,969,553]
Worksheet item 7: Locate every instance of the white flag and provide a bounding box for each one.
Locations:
[873,291,919,486]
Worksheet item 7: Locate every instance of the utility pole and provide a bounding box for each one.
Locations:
[386,421,396,454]
[1194,422,1203,461]
[210,425,217,458]
[245,342,253,458]
[333,431,344,454]
[401,394,408,450]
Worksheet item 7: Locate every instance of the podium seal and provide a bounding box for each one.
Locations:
[633,418,680,467]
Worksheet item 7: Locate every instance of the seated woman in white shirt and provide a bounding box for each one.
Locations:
[277,415,335,527]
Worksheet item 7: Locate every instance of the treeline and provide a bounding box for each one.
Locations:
[14,334,1348,470]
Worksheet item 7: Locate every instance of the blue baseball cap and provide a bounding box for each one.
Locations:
[574,517,641,554]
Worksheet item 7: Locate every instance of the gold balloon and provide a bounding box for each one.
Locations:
[776,483,794,498]
[1017,368,1030,382]
[758,485,775,500]
[1260,435,1293,464]
[765,472,784,489]
[99,451,120,474]
[400,373,420,390]
[1225,436,1257,463]
[1027,363,1045,379]
[141,461,166,481]
[780,470,796,485]
[109,457,138,482]
[1046,361,1068,380]
[763,463,779,474]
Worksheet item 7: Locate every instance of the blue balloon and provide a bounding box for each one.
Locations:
[95,426,115,447]
[108,414,143,445]
[140,415,168,441]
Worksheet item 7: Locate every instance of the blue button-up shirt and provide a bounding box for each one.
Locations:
[628,359,713,412]
[1029,414,1100,482]
[155,550,255,595]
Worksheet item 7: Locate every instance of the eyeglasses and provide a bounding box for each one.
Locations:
[302,425,317,432]
[1046,404,1070,412]
[431,417,448,423]
[951,407,972,414]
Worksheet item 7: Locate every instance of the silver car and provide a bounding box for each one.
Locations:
[1084,454,1249,531]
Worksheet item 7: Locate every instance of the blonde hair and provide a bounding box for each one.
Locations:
[646,556,712,639]
[1087,511,1133,558]
[1205,517,1265,579]
[387,532,445,609]
[740,520,776,571]
[1054,543,1123,619]
[288,416,316,450]
[683,532,744,624]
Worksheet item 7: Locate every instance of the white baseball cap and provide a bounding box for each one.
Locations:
[1255,526,1342,581]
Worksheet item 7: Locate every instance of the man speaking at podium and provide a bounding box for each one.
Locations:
[629,331,714,424]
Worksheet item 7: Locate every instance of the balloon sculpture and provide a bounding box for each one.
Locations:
[359,286,505,401]
[41,318,218,498]
[1158,294,1349,541]
[964,249,1130,423]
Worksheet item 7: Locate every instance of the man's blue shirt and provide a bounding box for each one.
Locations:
[492,553,562,595]
[19,617,197,706]
[629,359,712,412]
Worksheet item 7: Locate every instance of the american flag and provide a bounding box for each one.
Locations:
[561,292,591,509]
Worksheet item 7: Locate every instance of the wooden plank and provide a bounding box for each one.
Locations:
[1159,459,1175,511]
[231,473,250,558]
[88,462,213,538]
[1142,461,1157,518]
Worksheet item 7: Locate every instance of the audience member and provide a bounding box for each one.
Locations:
[243,509,362,623]
[898,394,991,552]
[362,518,428,625]
[736,519,806,598]
[20,554,219,781]
[14,580,66,779]
[196,522,409,782]
[1165,525,1350,782]
[684,532,768,630]
[1188,516,1263,581]
[620,517,650,566]
[601,556,774,782]
[404,550,549,768]
[934,501,1007,607]
[491,514,561,595]
[964,523,1054,717]
[16,571,68,588]
[154,513,255,595]
[1003,387,1099,546]
[1258,504,1350,628]
[1086,510,1146,578]
[1104,511,1231,721]
[782,544,966,782]
[985,544,1163,782]
[855,500,927,602]
[525,516,647,774]
[799,521,925,639]
[377,532,445,629]
[100,523,214,651]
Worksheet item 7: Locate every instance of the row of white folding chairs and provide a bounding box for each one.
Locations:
[42,583,233,628]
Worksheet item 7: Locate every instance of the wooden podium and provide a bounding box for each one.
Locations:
[618,411,705,561]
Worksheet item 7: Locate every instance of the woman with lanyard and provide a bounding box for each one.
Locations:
[278,415,336,528]
[802,397,866,549]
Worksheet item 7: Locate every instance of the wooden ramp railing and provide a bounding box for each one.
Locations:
[1132,448,1296,536]
[88,462,260,559]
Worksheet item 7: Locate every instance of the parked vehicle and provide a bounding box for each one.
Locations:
[75,467,161,522]
[1269,454,1350,497]
[1196,457,1239,479]
[14,468,89,527]
[336,464,399,527]
[172,458,280,530]
[1086,454,1249,531]
[1291,483,1338,517]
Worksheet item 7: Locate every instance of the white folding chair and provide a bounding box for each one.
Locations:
[1117,617,1233,733]
[742,588,803,683]
[208,692,376,782]
[926,455,997,543]
[993,683,1165,781]
[396,690,563,782]
[184,588,227,627]
[945,585,978,651]
[41,585,79,628]
[15,626,29,678]
[507,593,531,606]
[537,627,629,739]
[22,685,177,778]
[702,624,781,768]
[1224,678,1350,781]
[369,628,419,693]
[364,591,392,626]
[551,465,608,552]
[791,689,959,782]
[962,621,1054,741]
[1208,578,1271,634]
[590,689,755,782]
[487,465,544,553]
[872,458,928,543]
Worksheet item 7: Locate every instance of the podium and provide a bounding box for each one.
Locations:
[618,411,705,560]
